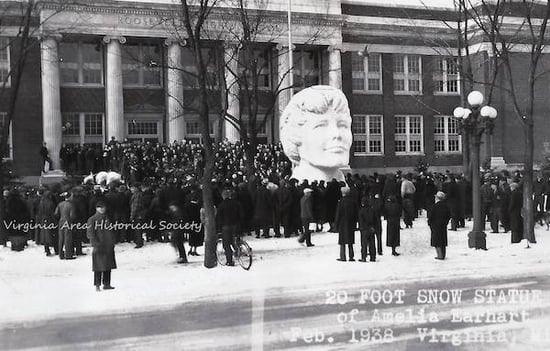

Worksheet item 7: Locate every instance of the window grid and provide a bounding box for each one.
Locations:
[393,55,422,94]
[181,47,218,88]
[0,38,10,86]
[186,120,216,136]
[122,44,162,87]
[62,113,80,136]
[0,112,12,159]
[128,121,158,135]
[85,113,103,136]
[395,115,424,154]
[60,42,103,86]
[239,48,271,90]
[434,115,462,153]
[293,49,320,90]
[352,53,382,93]
[434,57,460,94]
[353,115,384,155]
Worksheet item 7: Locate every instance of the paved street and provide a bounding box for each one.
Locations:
[2,272,550,351]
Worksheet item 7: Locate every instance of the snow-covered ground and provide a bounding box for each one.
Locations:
[0,213,548,326]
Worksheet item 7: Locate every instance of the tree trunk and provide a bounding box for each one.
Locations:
[201,154,218,268]
[522,121,536,243]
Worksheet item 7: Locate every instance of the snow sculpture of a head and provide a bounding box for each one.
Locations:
[280,85,352,183]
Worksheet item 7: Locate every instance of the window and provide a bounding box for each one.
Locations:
[395,115,423,154]
[351,53,382,93]
[393,55,422,94]
[434,116,461,153]
[122,44,162,87]
[62,113,80,136]
[186,120,215,136]
[85,114,103,136]
[239,48,271,89]
[128,121,158,135]
[59,42,102,85]
[0,113,13,159]
[434,57,459,94]
[62,113,104,145]
[181,47,218,88]
[0,38,10,87]
[293,49,320,90]
[352,115,384,155]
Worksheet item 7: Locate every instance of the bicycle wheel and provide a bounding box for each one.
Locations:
[216,237,227,266]
[237,241,253,270]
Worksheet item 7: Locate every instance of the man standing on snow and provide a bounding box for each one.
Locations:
[87,202,117,291]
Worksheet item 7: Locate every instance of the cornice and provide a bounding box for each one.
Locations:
[39,2,344,28]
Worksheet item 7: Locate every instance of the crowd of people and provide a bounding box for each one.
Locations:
[58,138,292,184]
[3,138,530,268]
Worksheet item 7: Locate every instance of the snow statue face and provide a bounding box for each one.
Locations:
[280,85,352,183]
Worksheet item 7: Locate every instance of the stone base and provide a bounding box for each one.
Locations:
[39,169,66,185]
[490,157,506,169]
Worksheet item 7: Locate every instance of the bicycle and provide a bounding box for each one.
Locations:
[216,234,253,270]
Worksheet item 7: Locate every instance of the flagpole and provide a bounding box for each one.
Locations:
[287,0,294,97]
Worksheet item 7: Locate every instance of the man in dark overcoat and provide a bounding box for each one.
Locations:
[87,202,117,291]
[55,192,75,259]
[325,179,341,232]
[216,189,244,266]
[428,191,451,260]
[384,195,402,256]
[278,180,294,237]
[334,187,358,261]
[508,182,523,243]
[299,188,315,247]
[253,179,273,238]
[358,196,378,262]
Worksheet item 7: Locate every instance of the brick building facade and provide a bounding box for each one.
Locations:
[1,0,548,177]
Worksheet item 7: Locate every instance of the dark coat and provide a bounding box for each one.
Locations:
[509,189,523,243]
[36,195,57,245]
[87,212,117,272]
[384,200,401,247]
[325,180,341,222]
[5,193,30,237]
[184,200,204,247]
[278,186,293,225]
[216,198,244,228]
[300,194,314,222]
[253,186,273,227]
[358,205,377,233]
[334,196,358,245]
[428,200,451,247]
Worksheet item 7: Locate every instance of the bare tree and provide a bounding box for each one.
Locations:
[457,0,550,243]
[0,0,37,190]
[170,0,221,268]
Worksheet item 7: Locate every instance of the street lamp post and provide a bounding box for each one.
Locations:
[454,91,498,250]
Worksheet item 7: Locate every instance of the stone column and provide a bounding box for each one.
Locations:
[327,46,342,89]
[276,43,293,119]
[40,35,62,170]
[103,36,126,142]
[224,42,240,143]
[165,39,186,143]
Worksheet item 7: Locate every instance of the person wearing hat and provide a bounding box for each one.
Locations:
[428,191,451,260]
[54,191,75,260]
[384,195,402,256]
[508,182,523,244]
[299,188,315,247]
[334,187,358,261]
[216,189,244,266]
[87,201,117,291]
[253,178,274,239]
